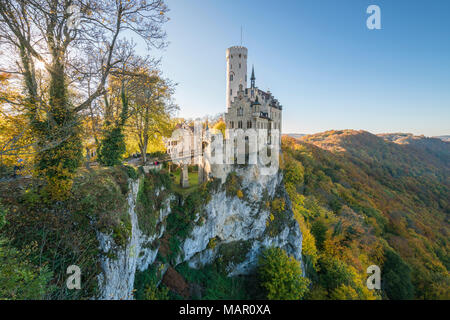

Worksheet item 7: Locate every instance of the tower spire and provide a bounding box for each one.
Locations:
[251,65,255,88]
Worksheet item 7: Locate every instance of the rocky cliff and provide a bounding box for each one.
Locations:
[96,166,303,299]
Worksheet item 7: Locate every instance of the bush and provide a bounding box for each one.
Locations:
[257,247,309,300]
[134,265,169,300]
[0,203,53,299]
[0,238,53,300]
[176,262,249,299]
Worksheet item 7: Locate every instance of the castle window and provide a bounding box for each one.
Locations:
[230,121,234,128]
[247,121,252,129]
[239,54,241,58]
[237,107,243,116]
[230,74,233,81]
[238,121,243,129]
[230,89,232,95]
[239,63,241,69]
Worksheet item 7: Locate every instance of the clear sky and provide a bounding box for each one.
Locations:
[148,0,450,136]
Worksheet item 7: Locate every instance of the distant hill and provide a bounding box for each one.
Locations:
[434,135,450,142]
[378,133,450,161]
[284,133,307,139]
[282,129,449,299]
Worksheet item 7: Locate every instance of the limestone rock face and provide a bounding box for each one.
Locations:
[96,166,303,299]
[97,180,171,300]
[183,165,303,276]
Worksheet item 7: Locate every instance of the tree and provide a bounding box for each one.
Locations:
[257,247,310,300]
[318,256,353,292]
[382,249,414,300]
[212,118,226,137]
[126,68,176,164]
[311,219,328,250]
[0,0,169,197]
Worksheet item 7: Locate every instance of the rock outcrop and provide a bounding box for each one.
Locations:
[96,166,303,299]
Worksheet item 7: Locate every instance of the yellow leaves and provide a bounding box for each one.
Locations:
[330,284,359,300]
[297,215,318,268]
[207,237,217,249]
[236,189,243,198]
[212,120,226,137]
[271,198,285,214]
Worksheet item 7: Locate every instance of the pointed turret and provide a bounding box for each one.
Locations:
[250,65,256,88]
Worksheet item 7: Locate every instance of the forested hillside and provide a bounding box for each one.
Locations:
[282,130,449,299]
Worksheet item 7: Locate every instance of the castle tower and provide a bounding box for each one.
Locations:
[226,46,248,108]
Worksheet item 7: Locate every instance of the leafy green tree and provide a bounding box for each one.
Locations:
[318,256,354,291]
[284,160,304,186]
[311,220,328,250]
[258,247,310,300]
[98,126,127,166]
[382,249,414,300]
[98,77,130,166]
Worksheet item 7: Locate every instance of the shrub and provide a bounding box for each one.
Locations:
[257,247,309,300]
[0,238,53,300]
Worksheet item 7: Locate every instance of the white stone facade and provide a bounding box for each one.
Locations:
[226,46,248,108]
[225,46,282,140]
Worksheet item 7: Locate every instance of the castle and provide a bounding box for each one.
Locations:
[165,46,283,187]
[224,46,282,137]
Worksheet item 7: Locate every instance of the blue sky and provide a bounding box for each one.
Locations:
[146,0,450,136]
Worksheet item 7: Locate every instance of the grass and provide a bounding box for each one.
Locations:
[170,167,200,196]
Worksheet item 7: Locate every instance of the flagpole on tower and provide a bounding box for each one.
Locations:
[240,26,243,46]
